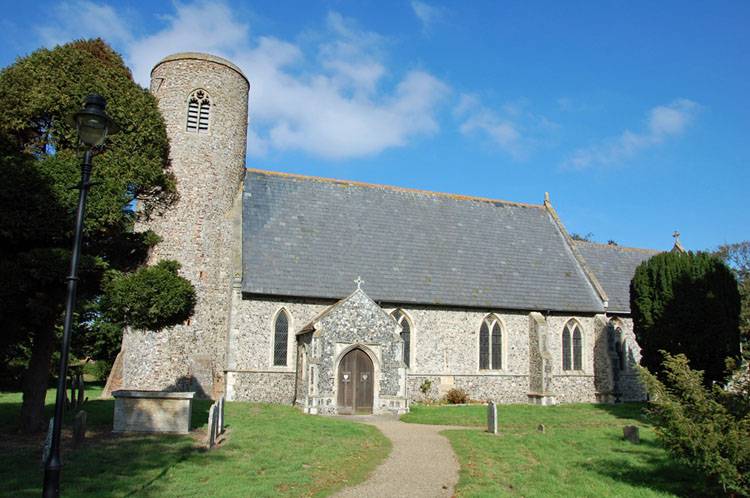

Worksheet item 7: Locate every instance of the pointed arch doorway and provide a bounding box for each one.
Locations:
[337,348,374,414]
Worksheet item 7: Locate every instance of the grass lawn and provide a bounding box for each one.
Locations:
[0,388,389,497]
[402,403,708,498]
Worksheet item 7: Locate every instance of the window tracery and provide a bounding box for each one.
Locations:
[187,89,210,132]
[480,315,503,370]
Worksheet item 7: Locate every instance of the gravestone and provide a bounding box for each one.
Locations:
[207,403,217,448]
[42,417,54,464]
[537,424,546,433]
[487,401,497,434]
[73,411,87,448]
[623,425,640,443]
[218,396,225,434]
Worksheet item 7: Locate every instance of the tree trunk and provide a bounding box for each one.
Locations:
[20,328,55,433]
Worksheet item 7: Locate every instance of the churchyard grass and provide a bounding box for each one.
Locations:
[0,389,389,497]
[402,403,706,497]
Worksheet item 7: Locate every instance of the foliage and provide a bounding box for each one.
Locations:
[0,39,192,429]
[403,402,704,497]
[630,251,741,386]
[419,378,432,396]
[101,260,195,330]
[715,241,750,361]
[640,353,750,496]
[0,392,390,497]
[445,387,469,404]
[570,232,594,242]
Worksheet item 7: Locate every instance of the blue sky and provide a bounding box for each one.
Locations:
[1,0,747,251]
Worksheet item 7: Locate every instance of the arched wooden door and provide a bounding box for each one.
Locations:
[337,349,374,415]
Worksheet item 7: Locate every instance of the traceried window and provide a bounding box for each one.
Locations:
[273,309,289,366]
[391,309,411,368]
[479,315,503,370]
[562,321,583,371]
[186,89,210,132]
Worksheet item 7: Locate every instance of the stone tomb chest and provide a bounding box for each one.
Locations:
[113,390,194,434]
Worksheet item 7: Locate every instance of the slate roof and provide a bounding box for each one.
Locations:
[574,241,660,313]
[242,169,606,313]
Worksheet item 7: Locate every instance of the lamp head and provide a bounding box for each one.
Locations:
[74,94,119,147]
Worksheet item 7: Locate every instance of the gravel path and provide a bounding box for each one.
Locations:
[332,414,461,498]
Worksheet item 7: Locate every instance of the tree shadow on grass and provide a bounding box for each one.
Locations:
[591,402,650,423]
[580,441,712,498]
[1,426,229,497]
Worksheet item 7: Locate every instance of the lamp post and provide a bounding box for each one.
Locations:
[43,94,118,498]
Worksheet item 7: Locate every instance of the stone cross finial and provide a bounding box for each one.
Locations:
[354,276,364,290]
[672,230,686,253]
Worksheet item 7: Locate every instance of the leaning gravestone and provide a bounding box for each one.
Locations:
[623,425,640,444]
[218,396,225,434]
[487,401,498,434]
[73,410,87,448]
[207,403,217,448]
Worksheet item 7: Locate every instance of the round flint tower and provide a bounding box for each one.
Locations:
[121,53,249,397]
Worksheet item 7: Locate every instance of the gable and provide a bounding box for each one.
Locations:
[575,241,659,313]
[242,170,605,313]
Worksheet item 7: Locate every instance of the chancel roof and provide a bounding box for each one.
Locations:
[242,170,608,313]
[574,241,660,313]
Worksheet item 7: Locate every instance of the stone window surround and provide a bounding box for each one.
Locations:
[185,88,212,134]
[269,306,295,371]
[390,308,414,369]
[560,318,586,374]
[609,318,628,373]
[477,314,508,373]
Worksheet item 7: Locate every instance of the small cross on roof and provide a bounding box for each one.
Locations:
[354,276,364,290]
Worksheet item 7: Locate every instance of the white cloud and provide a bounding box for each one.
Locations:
[564,99,699,169]
[127,1,249,85]
[37,2,450,160]
[411,1,445,32]
[37,0,133,47]
[454,93,556,160]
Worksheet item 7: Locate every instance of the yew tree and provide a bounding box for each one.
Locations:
[631,251,741,386]
[0,39,192,432]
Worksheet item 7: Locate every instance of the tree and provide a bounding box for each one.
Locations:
[631,251,741,386]
[640,353,749,496]
[0,39,191,432]
[715,241,750,360]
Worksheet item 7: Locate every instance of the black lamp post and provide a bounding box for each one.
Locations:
[43,94,118,498]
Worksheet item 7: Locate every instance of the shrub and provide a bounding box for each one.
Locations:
[445,388,468,404]
[101,260,195,330]
[640,353,750,496]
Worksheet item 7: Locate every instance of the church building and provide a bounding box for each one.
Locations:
[119,52,659,415]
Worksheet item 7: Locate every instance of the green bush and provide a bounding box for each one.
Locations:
[641,353,750,496]
[101,260,195,330]
[445,388,468,404]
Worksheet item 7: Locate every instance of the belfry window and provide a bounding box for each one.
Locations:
[562,321,583,371]
[479,315,503,370]
[391,309,411,368]
[273,309,289,366]
[186,89,210,132]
